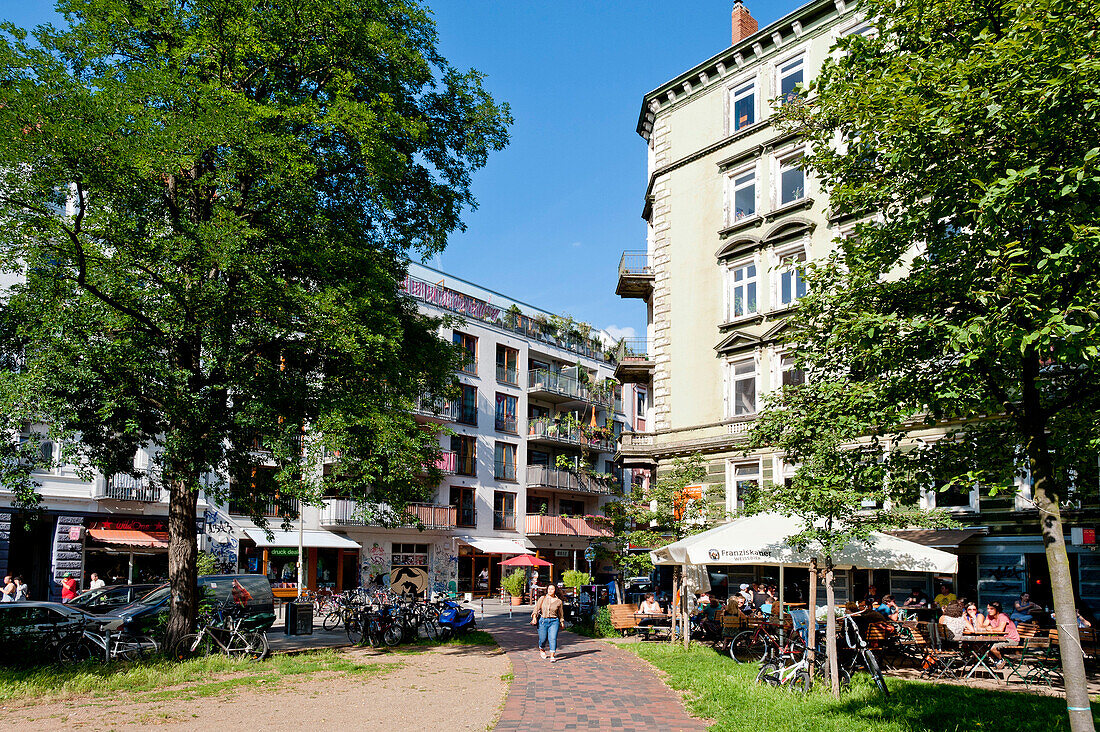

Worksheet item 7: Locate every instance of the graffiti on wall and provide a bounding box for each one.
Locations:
[361,542,389,587]
[429,540,458,596]
[203,509,239,573]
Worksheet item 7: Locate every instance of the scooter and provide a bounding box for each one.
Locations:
[437,599,477,640]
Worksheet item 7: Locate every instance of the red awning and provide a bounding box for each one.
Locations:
[87,528,170,549]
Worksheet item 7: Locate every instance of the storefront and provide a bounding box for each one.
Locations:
[455,537,531,597]
[240,529,361,600]
[83,518,170,586]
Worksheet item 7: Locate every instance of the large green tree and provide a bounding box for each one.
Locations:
[773,0,1099,724]
[0,0,510,643]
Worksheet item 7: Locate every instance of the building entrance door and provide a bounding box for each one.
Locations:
[8,513,56,601]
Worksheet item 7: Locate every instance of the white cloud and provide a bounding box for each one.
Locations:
[604,325,637,342]
[571,241,582,248]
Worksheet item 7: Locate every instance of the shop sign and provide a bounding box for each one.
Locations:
[68,526,83,541]
[1072,528,1096,546]
[90,518,168,532]
[554,550,570,557]
[269,547,299,557]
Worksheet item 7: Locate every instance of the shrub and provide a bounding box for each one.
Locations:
[500,569,526,597]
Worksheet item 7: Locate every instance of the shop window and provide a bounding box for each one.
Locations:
[451,435,476,476]
[450,486,476,528]
[493,491,516,530]
[453,331,477,375]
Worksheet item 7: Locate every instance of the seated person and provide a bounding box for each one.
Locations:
[984,602,1020,668]
[876,595,900,622]
[724,595,751,622]
[1010,592,1044,623]
[845,601,888,643]
[963,602,985,632]
[903,587,930,610]
[934,583,957,608]
[939,600,967,641]
[639,593,663,617]
[1050,608,1092,628]
[737,583,754,608]
[753,584,775,615]
[864,585,880,605]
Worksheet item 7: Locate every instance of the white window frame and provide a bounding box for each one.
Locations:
[775,52,806,107]
[726,163,758,224]
[727,459,761,514]
[774,350,806,391]
[773,243,808,309]
[728,75,758,133]
[726,356,758,417]
[776,151,807,207]
[725,256,759,322]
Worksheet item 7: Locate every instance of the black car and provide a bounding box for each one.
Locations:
[105,574,276,635]
[69,584,158,615]
[0,601,98,665]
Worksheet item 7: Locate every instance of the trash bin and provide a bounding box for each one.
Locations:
[285,600,314,636]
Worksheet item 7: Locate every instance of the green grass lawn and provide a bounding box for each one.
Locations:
[0,649,393,703]
[625,642,1100,732]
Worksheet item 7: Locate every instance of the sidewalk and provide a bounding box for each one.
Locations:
[482,615,707,732]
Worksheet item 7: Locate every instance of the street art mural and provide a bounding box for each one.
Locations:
[203,509,238,573]
[429,540,458,596]
[361,542,389,587]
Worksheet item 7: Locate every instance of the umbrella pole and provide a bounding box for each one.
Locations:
[807,558,818,688]
[779,563,785,631]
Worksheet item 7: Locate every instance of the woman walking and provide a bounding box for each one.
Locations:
[531,584,565,662]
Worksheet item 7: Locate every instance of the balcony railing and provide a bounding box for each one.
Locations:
[433,450,456,475]
[496,364,518,385]
[524,514,613,538]
[493,511,516,531]
[495,460,517,481]
[104,473,162,502]
[495,415,518,433]
[527,417,614,453]
[525,465,618,495]
[527,369,613,408]
[228,496,300,518]
[618,251,652,277]
[320,499,456,530]
[614,338,651,363]
[413,396,459,421]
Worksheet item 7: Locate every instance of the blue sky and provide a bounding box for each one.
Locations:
[4,1,800,340]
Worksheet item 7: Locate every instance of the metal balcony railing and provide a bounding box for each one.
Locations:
[495,415,518,433]
[618,251,652,277]
[524,514,613,538]
[527,369,613,408]
[613,338,651,363]
[527,417,614,453]
[496,364,518,385]
[493,511,516,531]
[494,460,517,481]
[228,496,300,518]
[105,473,162,502]
[525,465,618,495]
[433,450,456,475]
[320,499,456,530]
[414,396,459,421]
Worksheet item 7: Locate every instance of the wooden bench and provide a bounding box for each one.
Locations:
[609,603,641,636]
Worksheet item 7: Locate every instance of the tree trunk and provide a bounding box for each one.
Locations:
[1020,355,1093,732]
[165,475,199,649]
[825,562,840,697]
[807,559,818,691]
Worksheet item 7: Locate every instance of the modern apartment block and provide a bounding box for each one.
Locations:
[615,0,1100,611]
[1,262,627,602]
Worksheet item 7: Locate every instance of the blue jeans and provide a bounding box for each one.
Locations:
[538,618,560,652]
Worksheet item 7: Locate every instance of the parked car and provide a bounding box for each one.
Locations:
[0,601,98,665]
[105,574,275,636]
[70,584,157,615]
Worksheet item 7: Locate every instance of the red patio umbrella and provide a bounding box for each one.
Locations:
[500,554,551,568]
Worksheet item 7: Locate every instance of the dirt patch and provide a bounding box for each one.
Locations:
[17,645,510,731]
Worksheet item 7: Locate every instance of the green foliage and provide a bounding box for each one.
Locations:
[500,569,526,597]
[561,570,592,590]
[593,605,616,638]
[627,642,1099,732]
[195,551,219,577]
[0,0,511,634]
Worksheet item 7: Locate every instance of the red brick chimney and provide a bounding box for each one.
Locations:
[731,0,758,45]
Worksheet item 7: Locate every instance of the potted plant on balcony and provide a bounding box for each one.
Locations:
[501,568,527,606]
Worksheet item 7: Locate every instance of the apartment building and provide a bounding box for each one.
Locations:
[615,0,1100,610]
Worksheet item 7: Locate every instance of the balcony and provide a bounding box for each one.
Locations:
[613,338,655,384]
[614,431,657,467]
[524,514,613,538]
[616,251,654,299]
[228,496,300,518]
[496,364,519,386]
[429,450,456,475]
[320,499,456,530]
[527,369,613,408]
[495,460,518,482]
[413,396,458,422]
[527,417,614,453]
[495,415,518,434]
[103,473,162,502]
[525,465,618,496]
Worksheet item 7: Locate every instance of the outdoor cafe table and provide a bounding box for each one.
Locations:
[958,633,1010,680]
[634,612,671,640]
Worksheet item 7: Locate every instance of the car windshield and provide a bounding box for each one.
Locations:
[71,587,108,604]
[135,585,170,605]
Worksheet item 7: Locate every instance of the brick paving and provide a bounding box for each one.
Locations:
[483,616,707,731]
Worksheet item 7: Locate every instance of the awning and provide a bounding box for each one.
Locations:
[884,528,986,549]
[244,529,361,550]
[87,528,169,549]
[457,537,533,555]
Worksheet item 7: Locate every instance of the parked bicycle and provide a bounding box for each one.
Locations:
[172,601,269,661]
[57,623,159,663]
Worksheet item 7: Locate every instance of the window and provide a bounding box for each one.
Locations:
[453,331,477,375]
[493,491,516,530]
[529,450,550,467]
[778,56,804,105]
[776,250,807,307]
[495,393,517,433]
[529,403,550,420]
[457,384,478,426]
[559,498,585,516]
[729,169,756,221]
[779,157,805,205]
[496,345,518,385]
[451,435,476,476]
[730,79,755,131]
[494,442,517,481]
[635,387,647,432]
[728,359,756,416]
[729,462,759,512]
[779,353,806,388]
[391,543,429,568]
[450,486,476,527]
[726,259,758,320]
[934,479,976,510]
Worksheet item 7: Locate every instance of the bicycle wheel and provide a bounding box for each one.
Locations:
[792,669,813,694]
[419,617,440,641]
[346,614,366,645]
[864,650,889,697]
[227,631,269,661]
[115,634,159,661]
[729,630,766,663]
[383,622,403,647]
[172,633,215,661]
[57,637,96,663]
[323,610,344,632]
[755,661,781,686]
